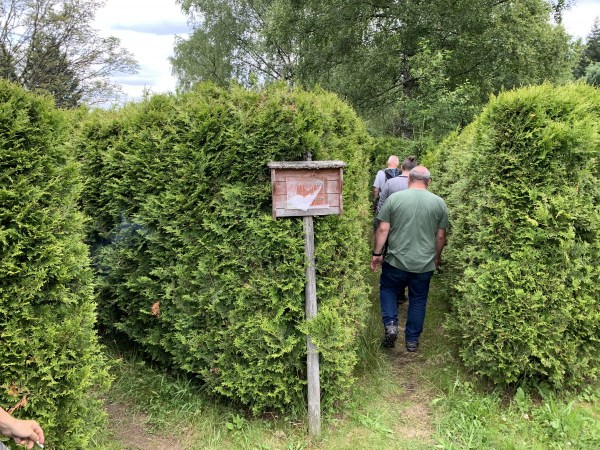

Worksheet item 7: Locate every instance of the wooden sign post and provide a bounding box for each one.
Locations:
[267,160,346,438]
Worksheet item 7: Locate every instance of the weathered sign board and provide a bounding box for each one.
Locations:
[267,159,346,438]
[268,161,346,219]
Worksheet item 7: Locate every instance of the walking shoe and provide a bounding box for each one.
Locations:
[406,341,419,352]
[382,324,398,348]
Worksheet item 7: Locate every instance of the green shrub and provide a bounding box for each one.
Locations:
[0,81,109,449]
[77,83,372,414]
[431,83,600,387]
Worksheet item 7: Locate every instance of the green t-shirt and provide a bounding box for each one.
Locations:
[377,188,449,273]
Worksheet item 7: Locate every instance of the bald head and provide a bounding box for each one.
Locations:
[387,155,399,168]
[408,166,431,189]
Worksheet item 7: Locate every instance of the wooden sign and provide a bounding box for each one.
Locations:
[267,159,346,437]
[267,161,346,219]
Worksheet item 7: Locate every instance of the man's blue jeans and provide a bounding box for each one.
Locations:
[379,261,434,343]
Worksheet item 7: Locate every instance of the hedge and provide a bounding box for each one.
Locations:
[0,81,109,449]
[77,83,372,414]
[430,83,600,387]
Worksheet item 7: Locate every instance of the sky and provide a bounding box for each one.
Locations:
[562,0,600,39]
[93,0,600,105]
[92,0,189,103]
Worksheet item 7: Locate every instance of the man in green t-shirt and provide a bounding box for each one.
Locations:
[371,166,448,352]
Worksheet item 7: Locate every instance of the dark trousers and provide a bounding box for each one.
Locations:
[379,261,433,342]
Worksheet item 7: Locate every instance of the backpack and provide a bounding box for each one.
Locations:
[384,168,400,181]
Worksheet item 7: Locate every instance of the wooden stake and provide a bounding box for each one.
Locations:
[303,215,321,437]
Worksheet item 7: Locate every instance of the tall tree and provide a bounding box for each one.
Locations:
[172,0,296,88]
[21,34,83,107]
[172,0,575,138]
[585,61,600,86]
[0,0,139,107]
[574,17,600,79]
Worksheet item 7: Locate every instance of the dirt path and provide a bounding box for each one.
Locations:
[105,402,188,450]
[382,299,447,446]
[388,349,437,443]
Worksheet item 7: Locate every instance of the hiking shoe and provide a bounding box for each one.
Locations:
[382,324,398,348]
[406,341,419,352]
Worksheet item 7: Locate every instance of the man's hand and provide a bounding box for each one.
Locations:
[435,256,442,269]
[371,255,383,272]
[0,416,44,449]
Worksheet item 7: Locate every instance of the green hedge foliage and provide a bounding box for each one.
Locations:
[0,81,109,449]
[77,83,372,414]
[430,83,600,387]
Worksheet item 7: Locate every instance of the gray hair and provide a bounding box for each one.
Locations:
[387,155,399,166]
[409,166,431,183]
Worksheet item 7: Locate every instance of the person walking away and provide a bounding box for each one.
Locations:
[372,155,400,206]
[376,155,418,214]
[372,154,401,235]
[375,155,418,305]
[370,166,448,352]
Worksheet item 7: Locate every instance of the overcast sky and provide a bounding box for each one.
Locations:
[93,0,188,103]
[563,0,600,38]
[93,0,600,105]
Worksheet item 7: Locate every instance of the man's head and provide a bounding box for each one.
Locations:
[408,166,432,189]
[401,155,417,172]
[387,155,399,168]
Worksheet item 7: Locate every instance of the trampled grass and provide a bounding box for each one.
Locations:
[93,274,600,449]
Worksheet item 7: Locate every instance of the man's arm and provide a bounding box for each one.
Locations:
[373,187,380,202]
[435,228,446,269]
[376,184,389,213]
[0,407,44,449]
[372,170,384,202]
[371,221,390,271]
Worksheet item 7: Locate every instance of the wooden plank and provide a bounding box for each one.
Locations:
[271,166,277,219]
[274,207,341,217]
[339,168,344,216]
[325,180,340,194]
[273,195,333,210]
[303,216,320,437]
[326,193,340,206]
[273,168,340,181]
[268,160,345,170]
[273,181,287,196]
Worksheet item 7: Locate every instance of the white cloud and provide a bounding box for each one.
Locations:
[93,0,189,103]
[94,0,188,31]
[562,1,600,39]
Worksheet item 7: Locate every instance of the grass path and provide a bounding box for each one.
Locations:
[95,273,452,449]
[95,274,600,449]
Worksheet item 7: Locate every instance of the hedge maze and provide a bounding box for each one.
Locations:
[2,79,599,448]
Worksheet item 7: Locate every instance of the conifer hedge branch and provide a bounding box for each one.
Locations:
[431,83,600,387]
[0,81,109,449]
[78,83,372,414]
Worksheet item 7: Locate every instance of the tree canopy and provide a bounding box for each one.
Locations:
[0,0,139,107]
[172,0,575,138]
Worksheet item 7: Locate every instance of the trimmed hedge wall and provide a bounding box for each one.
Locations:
[77,83,372,414]
[431,83,600,387]
[0,81,109,449]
